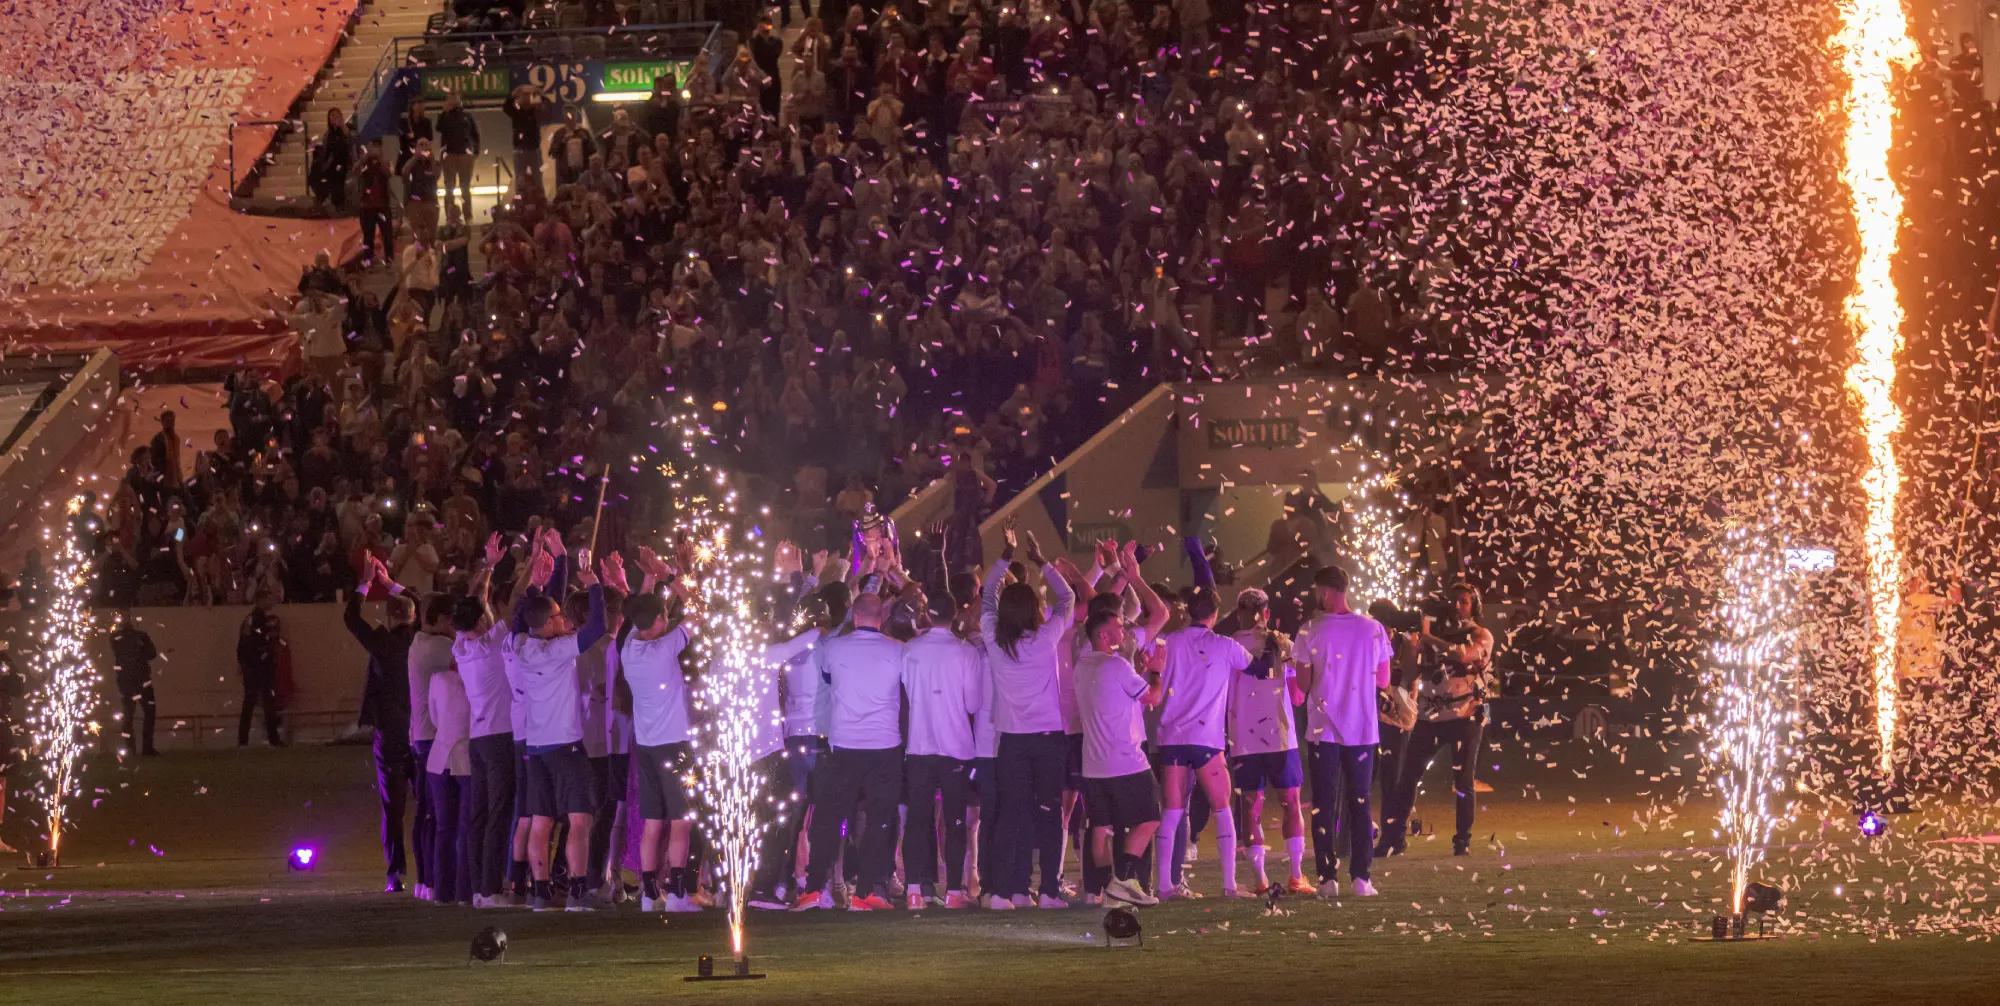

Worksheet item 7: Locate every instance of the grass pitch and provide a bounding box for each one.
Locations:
[2,741,1997,1004]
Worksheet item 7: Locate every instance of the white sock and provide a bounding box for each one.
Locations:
[1214,807,1237,893]
[1249,845,1269,888]
[1286,836,1306,881]
[1158,808,1185,892]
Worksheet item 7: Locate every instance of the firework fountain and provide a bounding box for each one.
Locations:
[1348,462,1417,611]
[1833,0,1916,779]
[26,501,98,865]
[665,409,774,978]
[1706,523,1802,921]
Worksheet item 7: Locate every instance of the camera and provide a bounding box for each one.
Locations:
[1367,599,1423,633]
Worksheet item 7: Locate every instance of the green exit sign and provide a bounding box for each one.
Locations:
[598,60,682,92]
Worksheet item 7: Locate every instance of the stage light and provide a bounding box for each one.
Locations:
[469,926,507,963]
[1858,811,1888,837]
[1742,882,1784,914]
[287,846,318,871]
[1102,907,1143,948]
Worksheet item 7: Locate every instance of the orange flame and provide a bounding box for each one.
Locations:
[1835,0,1915,775]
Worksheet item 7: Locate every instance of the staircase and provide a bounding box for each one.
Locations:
[249,0,439,211]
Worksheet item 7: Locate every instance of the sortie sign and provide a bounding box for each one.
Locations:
[1205,417,1301,449]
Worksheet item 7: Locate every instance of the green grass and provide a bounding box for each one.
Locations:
[3,743,1998,1004]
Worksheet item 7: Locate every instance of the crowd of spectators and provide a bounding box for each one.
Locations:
[54,0,1457,609]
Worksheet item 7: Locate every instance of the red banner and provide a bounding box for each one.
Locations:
[0,0,361,372]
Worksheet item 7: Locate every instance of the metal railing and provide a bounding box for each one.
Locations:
[352,21,724,132]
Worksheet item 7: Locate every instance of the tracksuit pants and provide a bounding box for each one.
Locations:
[805,746,903,896]
[1307,741,1375,883]
[995,731,1068,900]
[904,754,972,893]
[1380,717,1484,848]
[467,733,516,897]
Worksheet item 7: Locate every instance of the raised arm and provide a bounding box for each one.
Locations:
[472,533,503,624]
[576,584,608,652]
[342,562,390,648]
[980,555,1009,624]
[510,549,555,634]
[1048,555,1089,624]
[1183,534,1215,593]
[1119,542,1168,644]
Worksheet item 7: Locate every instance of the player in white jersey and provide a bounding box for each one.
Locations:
[1154,589,1260,898]
[618,583,700,912]
[795,593,907,911]
[504,533,608,911]
[900,595,987,909]
[1292,565,1393,898]
[1074,608,1165,908]
[451,535,517,909]
[1225,588,1312,894]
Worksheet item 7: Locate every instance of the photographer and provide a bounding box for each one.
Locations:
[1367,599,1421,819]
[1376,583,1493,857]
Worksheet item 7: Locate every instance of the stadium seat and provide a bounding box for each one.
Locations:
[575,33,607,58]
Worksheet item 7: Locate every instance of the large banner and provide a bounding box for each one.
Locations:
[0,0,362,373]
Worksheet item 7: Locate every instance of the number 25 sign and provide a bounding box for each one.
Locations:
[525,63,586,103]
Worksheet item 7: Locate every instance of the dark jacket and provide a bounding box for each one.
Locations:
[237,608,281,678]
[504,94,541,151]
[344,591,416,734]
[438,107,481,156]
[110,626,159,682]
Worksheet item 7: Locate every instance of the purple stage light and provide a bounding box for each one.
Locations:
[1857,812,1887,838]
[288,846,319,871]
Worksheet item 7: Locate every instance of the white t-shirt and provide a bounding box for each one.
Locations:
[752,630,820,761]
[1075,649,1150,779]
[1057,624,1082,735]
[1155,625,1252,749]
[426,670,472,776]
[452,620,513,739]
[900,627,986,761]
[407,631,455,744]
[782,629,824,738]
[978,558,1077,735]
[1295,611,1394,747]
[814,627,905,750]
[967,628,998,758]
[1228,628,1296,755]
[504,630,588,748]
[621,625,692,747]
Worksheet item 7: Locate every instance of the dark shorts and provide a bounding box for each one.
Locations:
[1082,771,1161,831]
[1230,748,1304,791]
[525,742,594,818]
[1155,744,1223,769]
[636,742,693,820]
[512,739,530,818]
[607,753,630,800]
[1065,733,1084,786]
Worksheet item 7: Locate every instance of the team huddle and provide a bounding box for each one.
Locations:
[359,517,1494,914]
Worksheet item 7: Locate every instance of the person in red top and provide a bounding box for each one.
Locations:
[946,35,996,98]
[356,140,395,265]
[876,33,921,101]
